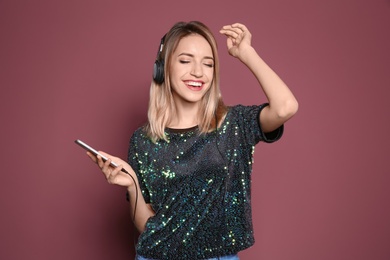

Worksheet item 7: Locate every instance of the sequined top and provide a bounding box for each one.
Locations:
[127,104,283,259]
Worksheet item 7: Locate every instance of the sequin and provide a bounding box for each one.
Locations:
[127,104,283,259]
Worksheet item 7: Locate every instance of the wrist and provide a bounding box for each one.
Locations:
[127,183,138,195]
[238,46,257,63]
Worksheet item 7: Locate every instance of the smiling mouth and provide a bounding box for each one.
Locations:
[185,81,204,88]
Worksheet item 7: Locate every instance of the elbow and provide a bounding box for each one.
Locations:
[276,98,299,120]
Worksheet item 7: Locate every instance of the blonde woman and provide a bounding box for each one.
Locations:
[88,21,298,260]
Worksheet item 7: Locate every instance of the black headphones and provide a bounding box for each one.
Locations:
[153,35,166,84]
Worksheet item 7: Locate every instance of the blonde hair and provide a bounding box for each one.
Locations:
[146,21,227,142]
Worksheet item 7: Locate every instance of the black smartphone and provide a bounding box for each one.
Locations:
[75,139,119,168]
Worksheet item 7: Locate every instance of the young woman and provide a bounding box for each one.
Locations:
[88,21,298,260]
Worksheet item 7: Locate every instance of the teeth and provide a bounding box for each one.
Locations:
[187,81,202,87]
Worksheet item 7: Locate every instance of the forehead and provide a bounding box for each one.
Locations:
[174,34,213,57]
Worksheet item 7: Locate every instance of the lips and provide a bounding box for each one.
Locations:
[184,80,204,91]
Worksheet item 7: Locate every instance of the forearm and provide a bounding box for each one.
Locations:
[127,183,155,233]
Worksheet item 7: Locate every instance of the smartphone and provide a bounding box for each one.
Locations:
[75,139,120,168]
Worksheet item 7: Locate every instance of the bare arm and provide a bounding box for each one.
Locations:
[87,151,155,233]
[220,23,298,132]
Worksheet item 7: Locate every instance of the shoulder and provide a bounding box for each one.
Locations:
[129,125,151,146]
[226,104,267,122]
[228,104,267,113]
[132,125,147,137]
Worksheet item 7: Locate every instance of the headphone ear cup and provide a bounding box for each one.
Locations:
[153,59,165,84]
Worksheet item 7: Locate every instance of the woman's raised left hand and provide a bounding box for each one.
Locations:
[220,23,252,59]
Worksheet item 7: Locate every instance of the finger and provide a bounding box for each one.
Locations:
[107,165,122,184]
[221,23,246,32]
[220,30,239,39]
[97,155,112,179]
[231,23,248,32]
[86,151,98,163]
[101,157,112,172]
[96,154,105,168]
[220,26,241,36]
[98,151,121,166]
[220,29,246,44]
[232,24,252,42]
[100,157,114,180]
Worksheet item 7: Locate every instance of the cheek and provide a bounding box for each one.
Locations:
[169,65,184,81]
[205,79,213,91]
[207,71,214,84]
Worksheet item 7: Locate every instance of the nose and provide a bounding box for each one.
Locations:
[190,62,203,78]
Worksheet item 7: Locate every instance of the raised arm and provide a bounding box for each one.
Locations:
[220,23,298,132]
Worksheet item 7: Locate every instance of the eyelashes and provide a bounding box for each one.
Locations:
[179,60,214,68]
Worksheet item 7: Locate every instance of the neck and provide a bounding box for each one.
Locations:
[169,101,200,129]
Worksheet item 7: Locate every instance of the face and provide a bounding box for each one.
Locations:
[168,34,214,107]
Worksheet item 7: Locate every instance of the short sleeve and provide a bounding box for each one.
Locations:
[232,104,283,145]
[127,131,151,203]
[258,103,284,143]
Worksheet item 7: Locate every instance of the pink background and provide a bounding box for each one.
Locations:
[1,0,389,259]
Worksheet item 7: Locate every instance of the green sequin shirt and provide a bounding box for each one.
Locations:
[127,104,283,259]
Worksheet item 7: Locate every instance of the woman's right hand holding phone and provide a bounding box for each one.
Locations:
[87,151,155,232]
[86,151,138,189]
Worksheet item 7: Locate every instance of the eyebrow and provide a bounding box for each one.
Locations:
[178,52,214,61]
